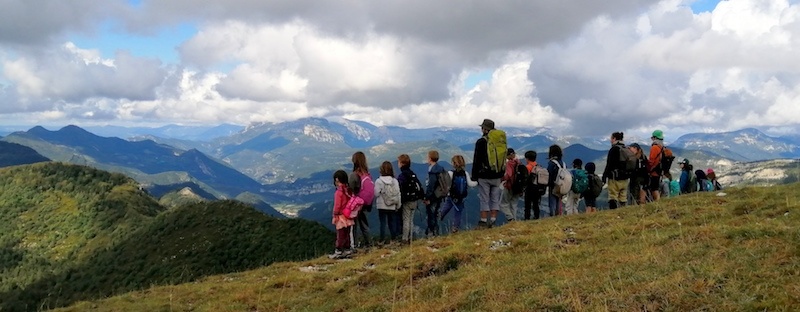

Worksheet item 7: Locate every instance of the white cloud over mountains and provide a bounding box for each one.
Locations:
[0,0,798,139]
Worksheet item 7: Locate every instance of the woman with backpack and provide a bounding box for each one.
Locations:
[349,151,374,249]
[546,144,565,217]
[374,161,401,245]
[439,155,477,233]
[330,170,355,259]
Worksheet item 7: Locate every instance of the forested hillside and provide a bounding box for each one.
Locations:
[0,163,333,311]
[0,141,50,167]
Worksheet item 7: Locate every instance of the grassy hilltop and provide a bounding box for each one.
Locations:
[0,162,333,311]
[59,183,799,311]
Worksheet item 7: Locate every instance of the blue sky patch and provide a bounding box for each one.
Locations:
[464,70,493,90]
[690,0,721,13]
[70,21,197,64]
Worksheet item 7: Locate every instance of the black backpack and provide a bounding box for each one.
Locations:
[585,173,603,198]
[511,163,528,195]
[399,170,424,203]
[658,146,675,174]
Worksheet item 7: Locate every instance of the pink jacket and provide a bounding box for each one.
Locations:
[332,185,355,230]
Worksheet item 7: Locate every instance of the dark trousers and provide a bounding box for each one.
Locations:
[425,198,442,236]
[378,209,401,242]
[524,187,542,220]
[354,205,371,247]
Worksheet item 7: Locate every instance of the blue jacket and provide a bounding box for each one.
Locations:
[679,169,690,193]
[425,163,445,200]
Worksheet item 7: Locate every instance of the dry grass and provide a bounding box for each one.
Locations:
[58,184,800,311]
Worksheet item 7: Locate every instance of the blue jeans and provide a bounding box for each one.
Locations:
[548,193,562,217]
[425,198,442,236]
[440,197,465,231]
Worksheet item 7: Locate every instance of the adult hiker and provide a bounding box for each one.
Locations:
[471,119,506,228]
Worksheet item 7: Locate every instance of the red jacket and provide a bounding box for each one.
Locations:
[503,158,519,189]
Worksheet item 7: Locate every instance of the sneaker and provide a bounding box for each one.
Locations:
[477,221,488,229]
[451,227,459,234]
[328,250,343,259]
[488,219,496,228]
[342,249,353,258]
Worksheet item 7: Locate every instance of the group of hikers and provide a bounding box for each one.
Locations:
[329,119,723,259]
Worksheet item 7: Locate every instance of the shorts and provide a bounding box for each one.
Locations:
[647,176,661,191]
[584,196,597,207]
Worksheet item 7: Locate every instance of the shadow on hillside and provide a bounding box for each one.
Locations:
[0,202,334,312]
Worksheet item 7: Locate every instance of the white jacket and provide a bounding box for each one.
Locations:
[373,176,401,211]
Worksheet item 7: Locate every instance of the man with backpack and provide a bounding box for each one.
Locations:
[500,148,525,222]
[647,130,668,202]
[472,119,506,228]
[602,132,631,209]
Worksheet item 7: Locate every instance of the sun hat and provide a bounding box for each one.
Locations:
[479,119,495,130]
[652,130,664,140]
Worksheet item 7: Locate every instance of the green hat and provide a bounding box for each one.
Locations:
[652,129,664,140]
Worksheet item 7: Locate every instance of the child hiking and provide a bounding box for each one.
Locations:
[440,155,477,233]
[330,170,355,259]
[374,161,401,244]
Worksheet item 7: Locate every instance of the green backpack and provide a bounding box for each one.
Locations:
[486,129,507,174]
[571,169,589,194]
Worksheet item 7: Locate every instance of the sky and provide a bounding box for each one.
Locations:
[1,0,799,139]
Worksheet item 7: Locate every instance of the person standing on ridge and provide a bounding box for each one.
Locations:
[546,144,566,217]
[423,150,446,237]
[472,119,506,228]
[499,148,522,222]
[603,132,629,209]
[647,130,666,202]
[349,151,374,249]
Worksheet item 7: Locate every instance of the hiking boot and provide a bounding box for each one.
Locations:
[477,221,488,229]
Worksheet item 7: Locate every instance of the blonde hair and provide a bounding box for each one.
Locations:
[428,150,440,162]
[451,155,466,170]
[397,154,411,166]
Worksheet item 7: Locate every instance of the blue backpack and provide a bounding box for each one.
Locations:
[449,169,469,203]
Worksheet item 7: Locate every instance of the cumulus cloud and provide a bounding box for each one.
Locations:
[0,0,124,45]
[2,43,165,104]
[1,0,799,139]
[528,0,800,136]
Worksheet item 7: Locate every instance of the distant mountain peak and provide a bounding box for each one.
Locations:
[302,124,344,143]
